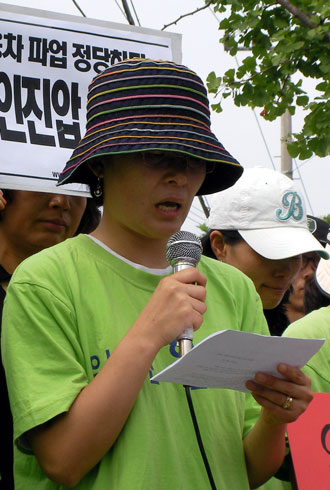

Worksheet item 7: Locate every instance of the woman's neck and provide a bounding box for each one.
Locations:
[90,222,170,269]
[284,303,305,324]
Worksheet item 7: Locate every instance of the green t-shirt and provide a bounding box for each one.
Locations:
[257,477,291,490]
[283,307,330,392]
[2,234,269,490]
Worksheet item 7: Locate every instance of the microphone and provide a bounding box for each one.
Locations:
[166,231,203,357]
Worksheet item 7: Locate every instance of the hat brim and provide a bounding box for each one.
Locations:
[57,127,243,195]
[315,243,330,297]
[239,227,330,260]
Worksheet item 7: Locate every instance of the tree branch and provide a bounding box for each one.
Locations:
[275,0,318,29]
[161,1,213,31]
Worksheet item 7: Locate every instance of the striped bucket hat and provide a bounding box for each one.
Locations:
[57,58,242,195]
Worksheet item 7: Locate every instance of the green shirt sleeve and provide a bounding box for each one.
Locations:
[282,307,330,392]
[2,278,88,444]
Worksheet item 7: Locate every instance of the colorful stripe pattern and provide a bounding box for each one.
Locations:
[58,59,242,195]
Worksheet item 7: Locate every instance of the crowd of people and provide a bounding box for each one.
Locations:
[0,58,329,490]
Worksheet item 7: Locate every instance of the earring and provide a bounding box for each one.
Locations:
[93,177,103,198]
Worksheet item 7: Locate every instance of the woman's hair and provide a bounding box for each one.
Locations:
[201,229,242,259]
[264,289,291,336]
[304,276,330,314]
[2,189,14,205]
[74,198,101,235]
[87,156,110,206]
[0,190,14,221]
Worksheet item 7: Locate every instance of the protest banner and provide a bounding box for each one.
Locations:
[287,392,330,490]
[0,3,182,195]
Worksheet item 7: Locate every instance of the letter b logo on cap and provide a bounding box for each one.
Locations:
[276,191,303,221]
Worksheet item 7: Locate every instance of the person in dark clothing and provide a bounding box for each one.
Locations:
[283,215,330,324]
[0,189,100,490]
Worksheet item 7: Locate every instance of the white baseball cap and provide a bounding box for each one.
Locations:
[315,243,330,297]
[207,167,329,260]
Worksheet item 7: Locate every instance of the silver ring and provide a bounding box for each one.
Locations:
[282,396,293,410]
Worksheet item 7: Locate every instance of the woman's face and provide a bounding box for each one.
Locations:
[287,251,320,314]
[210,232,302,309]
[0,191,87,256]
[101,152,206,242]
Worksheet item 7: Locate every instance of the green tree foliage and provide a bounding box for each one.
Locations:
[198,223,209,234]
[322,214,330,225]
[206,1,330,160]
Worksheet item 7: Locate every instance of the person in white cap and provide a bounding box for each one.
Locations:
[202,167,328,490]
[202,167,328,313]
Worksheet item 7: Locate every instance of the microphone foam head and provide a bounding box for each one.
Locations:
[166,231,202,265]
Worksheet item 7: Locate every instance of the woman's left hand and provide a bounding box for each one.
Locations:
[246,363,313,425]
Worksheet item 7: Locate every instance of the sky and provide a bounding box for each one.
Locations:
[2,0,330,234]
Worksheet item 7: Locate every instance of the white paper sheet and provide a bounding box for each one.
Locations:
[151,330,324,392]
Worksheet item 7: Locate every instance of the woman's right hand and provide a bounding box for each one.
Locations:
[132,267,207,350]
